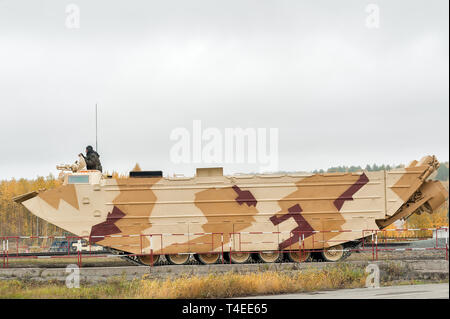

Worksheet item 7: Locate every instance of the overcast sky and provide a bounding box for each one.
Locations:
[0,0,448,180]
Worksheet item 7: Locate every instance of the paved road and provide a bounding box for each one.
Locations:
[379,238,447,249]
[241,283,449,299]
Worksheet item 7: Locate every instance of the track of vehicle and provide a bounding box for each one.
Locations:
[2,238,446,268]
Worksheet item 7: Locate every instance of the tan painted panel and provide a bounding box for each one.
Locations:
[233,223,279,252]
[188,223,229,253]
[339,171,385,219]
[332,217,370,244]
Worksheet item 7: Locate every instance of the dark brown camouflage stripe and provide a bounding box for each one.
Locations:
[232,185,257,207]
[270,204,314,250]
[334,173,369,210]
[90,206,125,243]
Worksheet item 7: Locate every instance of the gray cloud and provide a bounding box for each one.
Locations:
[0,0,448,179]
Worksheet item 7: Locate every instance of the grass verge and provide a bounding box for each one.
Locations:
[1,263,366,299]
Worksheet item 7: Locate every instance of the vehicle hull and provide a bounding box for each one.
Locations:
[14,156,448,258]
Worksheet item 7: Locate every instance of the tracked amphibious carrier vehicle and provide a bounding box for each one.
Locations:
[14,155,448,265]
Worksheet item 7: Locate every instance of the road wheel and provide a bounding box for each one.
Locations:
[195,253,221,265]
[166,254,190,265]
[286,250,311,262]
[321,244,345,262]
[256,251,281,263]
[138,254,160,266]
[224,252,252,264]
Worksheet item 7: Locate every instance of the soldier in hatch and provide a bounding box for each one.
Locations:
[79,145,102,172]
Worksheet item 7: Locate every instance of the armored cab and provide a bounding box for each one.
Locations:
[13,155,448,265]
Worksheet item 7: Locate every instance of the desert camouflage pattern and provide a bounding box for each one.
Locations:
[14,155,448,263]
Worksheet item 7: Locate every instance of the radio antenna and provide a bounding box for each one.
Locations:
[95,103,98,152]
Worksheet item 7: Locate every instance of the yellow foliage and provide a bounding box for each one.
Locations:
[379,186,448,239]
[0,175,62,236]
[404,181,449,237]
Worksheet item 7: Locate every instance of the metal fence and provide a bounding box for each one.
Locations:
[1,227,448,268]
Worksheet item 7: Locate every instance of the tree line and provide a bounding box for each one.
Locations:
[313,161,449,181]
[0,175,63,237]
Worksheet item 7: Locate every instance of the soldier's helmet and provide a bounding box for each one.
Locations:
[86,145,94,152]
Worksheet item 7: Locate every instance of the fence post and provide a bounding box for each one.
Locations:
[221,233,224,264]
[298,232,302,263]
[446,228,448,261]
[362,230,365,250]
[6,239,8,268]
[371,233,375,261]
[67,236,71,255]
[375,231,378,261]
[2,238,4,268]
[150,235,153,268]
[435,228,439,249]
[375,230,379,258]
[229,234,232,264]
[302,233,305,262]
